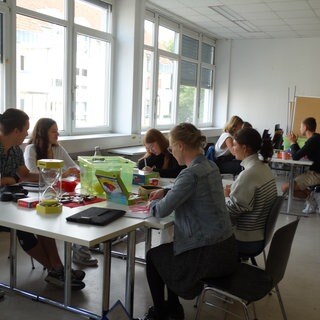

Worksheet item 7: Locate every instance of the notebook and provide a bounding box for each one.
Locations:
[66,207,125,226]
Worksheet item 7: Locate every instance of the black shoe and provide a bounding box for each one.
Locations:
[167,303,184,320]
[0,289,5,299]
[71,268,86,281]
[45,270,85,291]
[136,306,166,320]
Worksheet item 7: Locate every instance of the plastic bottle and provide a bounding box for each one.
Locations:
[93,146,103,161]
[94,146,102,157]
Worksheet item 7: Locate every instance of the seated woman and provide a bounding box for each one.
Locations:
[0,109,85,290]
[136,123,238,320]
[215,115,244,176]
[137,128,185,178]
[24,118,98,267]
[224,127,277,256]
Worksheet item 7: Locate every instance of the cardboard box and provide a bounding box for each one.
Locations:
[95,169,147,205]
[17,197,39,208]
[132,170,159,185]
[78,156,135,196]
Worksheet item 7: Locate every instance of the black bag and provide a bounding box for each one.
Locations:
[66,207,126,226]
[0,185,29,202]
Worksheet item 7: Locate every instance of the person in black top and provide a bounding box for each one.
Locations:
[282,117,320,199]
[138,128,185,178]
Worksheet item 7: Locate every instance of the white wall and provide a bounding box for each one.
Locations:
[216,37,320,135]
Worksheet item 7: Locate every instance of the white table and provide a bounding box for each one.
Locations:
[271,157,313,214]
[0,200,144,319]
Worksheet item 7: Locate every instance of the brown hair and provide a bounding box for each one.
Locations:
[140,128,170,169]
[224,115,244,135]
[169,122,206,150]
[303,117,316,132]
[0,108,29,135]
[234,127,273,162]
[28,118,57,160]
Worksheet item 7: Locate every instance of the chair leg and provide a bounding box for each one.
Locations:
[250,257,258,266]
[195,290,205,320]
[275,285,288,320]
[30,257,35,269]
[251,302,258,320]
[242,304,251,320]
[193,295,199,308]
[263,249,267,265]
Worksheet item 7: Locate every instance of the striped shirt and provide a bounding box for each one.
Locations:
[226,154,277,242]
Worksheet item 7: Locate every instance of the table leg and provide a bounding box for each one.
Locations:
[126,230,136,317]
[145,226,152,258]
[9,229,17,288]
[64,242,72,306]
[287,165,294,214]
[102,241,112,315]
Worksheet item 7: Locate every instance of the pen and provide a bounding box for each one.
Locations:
[144,158,147,168]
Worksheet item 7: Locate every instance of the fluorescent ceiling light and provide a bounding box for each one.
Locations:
[209,5,259,33]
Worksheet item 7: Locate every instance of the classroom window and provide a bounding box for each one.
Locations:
[142,49,153,128]
[16,14,65,130]
[17,0,66,19]
[11,0,112,134]
[75,0,109,32]
[74,34,110,128]
[142,13,215,130]
[157,56,178,126]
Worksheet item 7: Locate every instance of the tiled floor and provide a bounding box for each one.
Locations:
[1,175,320,319]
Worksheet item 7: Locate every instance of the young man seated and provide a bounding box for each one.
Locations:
[281,117,320,203]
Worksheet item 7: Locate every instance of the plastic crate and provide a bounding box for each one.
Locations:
[78,156,136,196]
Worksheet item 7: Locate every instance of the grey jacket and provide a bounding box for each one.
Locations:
[150,154,233,255]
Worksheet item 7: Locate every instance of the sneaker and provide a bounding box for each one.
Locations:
[302,202,316,214]
[71,268,86,281]
[45,270,85,290]
[302,192,318,214]
[72,244,91,259]
[72,253,98,267]
[135,306,165,320]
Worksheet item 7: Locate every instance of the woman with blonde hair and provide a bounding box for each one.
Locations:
[136,123,237,320]
[138,128,185,178]
[215,115,244,175]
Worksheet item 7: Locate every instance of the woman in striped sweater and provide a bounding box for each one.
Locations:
[224,127,277,256]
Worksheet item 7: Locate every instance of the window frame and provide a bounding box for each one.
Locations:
[0,3,10,112]
[6,0,113,136]
[142,11,216,131]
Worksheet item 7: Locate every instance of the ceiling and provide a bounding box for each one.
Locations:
[147,0,320,39]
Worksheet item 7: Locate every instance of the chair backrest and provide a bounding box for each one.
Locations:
[264,195,284,247]
[266,219,299,286]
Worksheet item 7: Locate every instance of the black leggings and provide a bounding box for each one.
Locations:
[146,251,180,316]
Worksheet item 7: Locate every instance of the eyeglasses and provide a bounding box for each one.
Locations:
[146,143,155,151]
